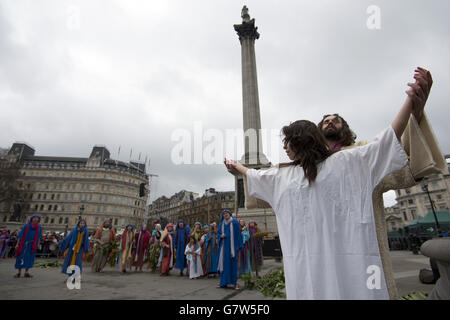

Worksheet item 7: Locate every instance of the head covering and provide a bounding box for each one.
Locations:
[221,210,232,219]
[94,220,115,241]
[29,214,41,224]
[125,224,135,232]
[248,220,259,234]
[152,224,161,237]
[161,224,174,244]
[202,225,209,231]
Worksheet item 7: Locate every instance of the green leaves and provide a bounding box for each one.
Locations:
[35,261,62,268]
[242,268,286,298]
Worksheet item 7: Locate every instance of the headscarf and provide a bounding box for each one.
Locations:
[194,222,202,231]
[15,214,41,258]
[218,210,235,272]
[152,224,161,237]
[248,221,259,234]
[161,223,174,243]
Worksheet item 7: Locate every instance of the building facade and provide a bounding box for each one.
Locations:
[385,155,450,230]
[148,188,235,227]
[148,190,200,224]
[0,143,149,233]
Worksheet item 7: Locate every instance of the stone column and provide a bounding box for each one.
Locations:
[234,6,269,167]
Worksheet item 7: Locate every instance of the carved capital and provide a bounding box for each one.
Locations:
[234,18,260,42]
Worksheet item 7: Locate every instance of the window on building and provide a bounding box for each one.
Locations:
[44,217,49,223]
[56,194,60,200]
[62,205,65,212]
[59,217,63,224]
[48,205,52,211]
[405,188,411,194]
[40,205,44,211]
[411,210,416,219]
[95,217,99,224]
[114,218,118,225]
[43,194,47,200]
[51,194,55,200]
[403,212,407,220]
[50,218,54,224]
[408,199,414,204]
[437,194,442,200]
[64,194,68,201]
[54,205,58,211]
[65,217,68,224]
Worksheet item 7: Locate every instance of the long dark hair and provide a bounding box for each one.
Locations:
[282,120,332,184]
[317,114,356,147]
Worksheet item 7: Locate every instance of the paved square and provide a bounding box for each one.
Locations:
[0,251,435,299]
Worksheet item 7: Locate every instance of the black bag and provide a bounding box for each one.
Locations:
[419,268,436,284]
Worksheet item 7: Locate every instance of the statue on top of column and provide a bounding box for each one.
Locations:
[241,5,250,22]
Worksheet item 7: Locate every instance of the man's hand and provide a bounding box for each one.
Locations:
[221,234,226,239]
[406,67,433,123]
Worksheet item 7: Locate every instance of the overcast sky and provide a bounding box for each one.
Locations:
[1,0,449,207]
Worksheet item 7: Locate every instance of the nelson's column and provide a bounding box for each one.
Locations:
[231,6,277,234]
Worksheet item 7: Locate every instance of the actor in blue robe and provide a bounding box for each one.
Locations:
[174,219,190,275]
[217,210,243,290]
[205,223,219,277]
[59,219,90,276]
[14,214,42,278]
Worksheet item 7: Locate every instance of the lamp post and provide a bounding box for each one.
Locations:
[79,203,85,222]
[421,180,440,237]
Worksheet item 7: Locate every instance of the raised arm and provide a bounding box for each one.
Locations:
[224,158,248,176]
[392,67,433,139]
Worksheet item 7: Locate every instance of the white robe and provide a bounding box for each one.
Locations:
[246,126,408,300]
[185,243,203,279]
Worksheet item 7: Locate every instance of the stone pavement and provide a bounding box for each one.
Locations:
[0,257,282,300]
[0,250,436,299]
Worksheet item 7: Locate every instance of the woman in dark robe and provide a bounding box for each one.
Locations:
[205,222,219,278]
[59,219,90,277]
[133,223,151,272]
[248,221,264,278]
[159,223,174,276]
[14,214,42,278]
